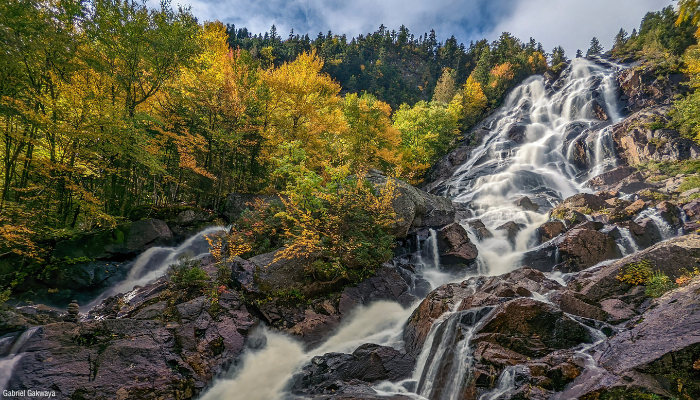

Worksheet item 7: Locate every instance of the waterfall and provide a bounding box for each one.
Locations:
[634,209,675,241]
[84,225,228,311]
[0,327,39,392]
[617,227,640,256]
[202,59,641,400]
[198,301,416,400]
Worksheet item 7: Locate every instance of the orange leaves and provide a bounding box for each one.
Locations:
[490,62,515,87]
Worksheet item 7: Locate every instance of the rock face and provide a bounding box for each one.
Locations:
[53,219,173,262]
[612,106,700,166]
[367,170,455,238]
[435,223,478,268]
[291,344,415,397]
[521,228,621,273]
[7,288,257,399]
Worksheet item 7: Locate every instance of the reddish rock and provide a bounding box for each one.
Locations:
[537,221,567,243]
[560,193,608,211]
[557,228,622,272]
[436,223,478,267]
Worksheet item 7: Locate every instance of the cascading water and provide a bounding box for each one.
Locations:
[84,225,228,311]
[200,59,643,400]
[0,327,39,392]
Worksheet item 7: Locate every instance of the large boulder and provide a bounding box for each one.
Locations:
[52,219,173,261]
[559,193,608,211]
[536,221,566,244]
[521,228,621,273]
[291,344,415,396]
[435,223,478,268]
[585,166,637,189]
[472,298,592,358]
[467,219,493,241]
[556,228,622,272]
[367,170,455,237]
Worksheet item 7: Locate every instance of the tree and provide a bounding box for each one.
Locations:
[613,28,629,50]
[576,49,583,58]
[432,68,458,104]
[393,101,460,181]
[678,0,700,36]
[551,46,567,66]
[340,93,401,173]
[263,51,346,171]
[586,37,604,57]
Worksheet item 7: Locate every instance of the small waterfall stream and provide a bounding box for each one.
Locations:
[84,225,228,311]
[0,327,39,393]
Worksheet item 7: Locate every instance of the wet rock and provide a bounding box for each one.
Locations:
[559,193,608,211]
[507,124,527,143]
[586,166,637,189]
[656,201,680,226]
[515,196,539,212]
[591,100,609,121]
[467,219,493,241]
[291,344,415,396]
[623,199,646,216]
[435,223,478,268]
[496,221,521,247]
[550,291,608,321]
[472,298,592,358]
[632,218,663,248]
[536,221,566,244]
[569,234,700,310]
[403,283,472,357]
[557,228,622,272]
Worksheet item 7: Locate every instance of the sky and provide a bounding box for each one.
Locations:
[174,0,675,56]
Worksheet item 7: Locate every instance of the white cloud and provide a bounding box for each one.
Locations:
[485,0,675,56]
[165,0,675,56]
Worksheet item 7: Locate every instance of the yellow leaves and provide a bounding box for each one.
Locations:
[527,52,548,74]
[677,0,700,37]
[490,62,515,81]
[263,51,346,168]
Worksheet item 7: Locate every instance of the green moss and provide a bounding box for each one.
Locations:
[679,176,700,193]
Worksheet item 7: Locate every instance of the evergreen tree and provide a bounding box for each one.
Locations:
[551,46,567,65]
[586,37,604,57]
[576,49,583,58]
[613,28,628,49]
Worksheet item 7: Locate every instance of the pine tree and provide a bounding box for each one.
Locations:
[576,49,583,58]
[586,37,604,57]
[551,46,567,65]
[613,28,628,49]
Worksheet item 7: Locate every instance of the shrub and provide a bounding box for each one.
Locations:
[167,258,208,290]
[645,271,676,298]
[617,260,654,285]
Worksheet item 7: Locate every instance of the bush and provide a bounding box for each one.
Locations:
[273,144,396,283]
[645,271,676,298]
[167,258,209,290]
[617,259,677,298]
[617,260,653,285]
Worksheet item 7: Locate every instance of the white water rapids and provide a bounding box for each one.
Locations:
[198,58,638,400]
